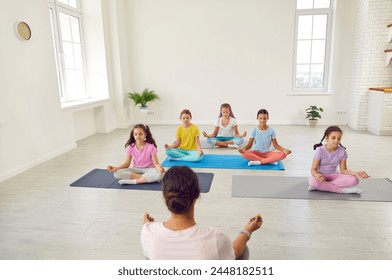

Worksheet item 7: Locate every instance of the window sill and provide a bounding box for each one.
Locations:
[60,97,110,111]
[288,91,333,96]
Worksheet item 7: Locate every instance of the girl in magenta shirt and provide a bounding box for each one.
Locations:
[107,124,164,185]
[308,126,369,194]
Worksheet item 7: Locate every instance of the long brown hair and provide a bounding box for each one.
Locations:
[218,103,236,118]
[125,124,157,148]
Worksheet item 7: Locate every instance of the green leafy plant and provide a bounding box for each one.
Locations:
[128,88,159,107]
[305,105,324,120]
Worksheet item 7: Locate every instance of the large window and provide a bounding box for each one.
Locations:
[49,0,88,103]
[293,0,333,92]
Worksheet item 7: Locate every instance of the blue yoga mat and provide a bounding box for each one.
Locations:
[70,169,213,193]
[161,154,285,170]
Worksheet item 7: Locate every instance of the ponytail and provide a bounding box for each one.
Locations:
[313,136,325,150]
[144,125,157,148]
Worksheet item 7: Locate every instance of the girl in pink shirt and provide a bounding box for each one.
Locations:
[107,124,164,185]
[308,126,369,194]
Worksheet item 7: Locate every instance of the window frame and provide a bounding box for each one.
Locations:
[292,0,334,94]
[49,0,89,103]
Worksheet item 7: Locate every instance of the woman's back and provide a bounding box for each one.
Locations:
[141,222,235,260]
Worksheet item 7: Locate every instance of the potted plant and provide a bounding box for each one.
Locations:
[305,105,323,127]
[128,88,159,113]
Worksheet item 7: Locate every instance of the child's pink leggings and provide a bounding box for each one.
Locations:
[241,150,286,164]
[308,173,359,193]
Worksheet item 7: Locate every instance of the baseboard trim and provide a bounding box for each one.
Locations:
[0,143,77,183]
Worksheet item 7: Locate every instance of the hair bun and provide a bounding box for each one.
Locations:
[167,195,191,214]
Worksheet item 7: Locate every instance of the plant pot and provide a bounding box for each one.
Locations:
[139,106,148,114]
[308,119,318,127]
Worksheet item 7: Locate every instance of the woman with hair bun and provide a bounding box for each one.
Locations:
[140,166,262,260]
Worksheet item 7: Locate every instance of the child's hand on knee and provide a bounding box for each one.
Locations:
[107,165,116,172]
[357,171,369,179]
[316,174,325,182]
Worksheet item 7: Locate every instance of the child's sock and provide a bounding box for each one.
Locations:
[341,187,362,194]
[228,144,239,149]
[308,185,317,191]
[248,160,261,166]
[119,179,137,185]
[269,161,278,165]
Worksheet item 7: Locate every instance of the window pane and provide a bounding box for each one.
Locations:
[314,0,330,9]
[311,40,326,63]
[68,0,77,9]
[313,15,327,39]
[297,40,311,64]
[70,16,81,43]
[296,65,310,88]
[65,70,77,97]
[57,0,68,5]
[297,0,313,9]
[73,43,83,69]
[298,15,312,40]
[63,42,75,68]
[57,0,77,9]
[310,64,324,88]
[59,12,72,41]
[75,70,86,93]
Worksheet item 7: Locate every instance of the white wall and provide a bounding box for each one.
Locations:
[0,0,76,181]
[124,0,358,125]
[0,0,119,181]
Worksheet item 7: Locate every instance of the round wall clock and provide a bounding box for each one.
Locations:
[15,21,32,41]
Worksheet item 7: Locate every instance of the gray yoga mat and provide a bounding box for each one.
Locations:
[70,168,213,193]
[232,176,392,202]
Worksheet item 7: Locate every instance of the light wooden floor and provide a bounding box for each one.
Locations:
[1,125,392,260]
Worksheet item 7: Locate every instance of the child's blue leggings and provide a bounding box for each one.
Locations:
[206,136,244,146]
[165,148,202,162]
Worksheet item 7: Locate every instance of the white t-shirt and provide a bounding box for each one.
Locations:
[215,117,237,137]
[141,222,235,260]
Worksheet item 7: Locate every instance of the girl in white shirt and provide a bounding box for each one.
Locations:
[203,103,247,149]
[140,166,262,260]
